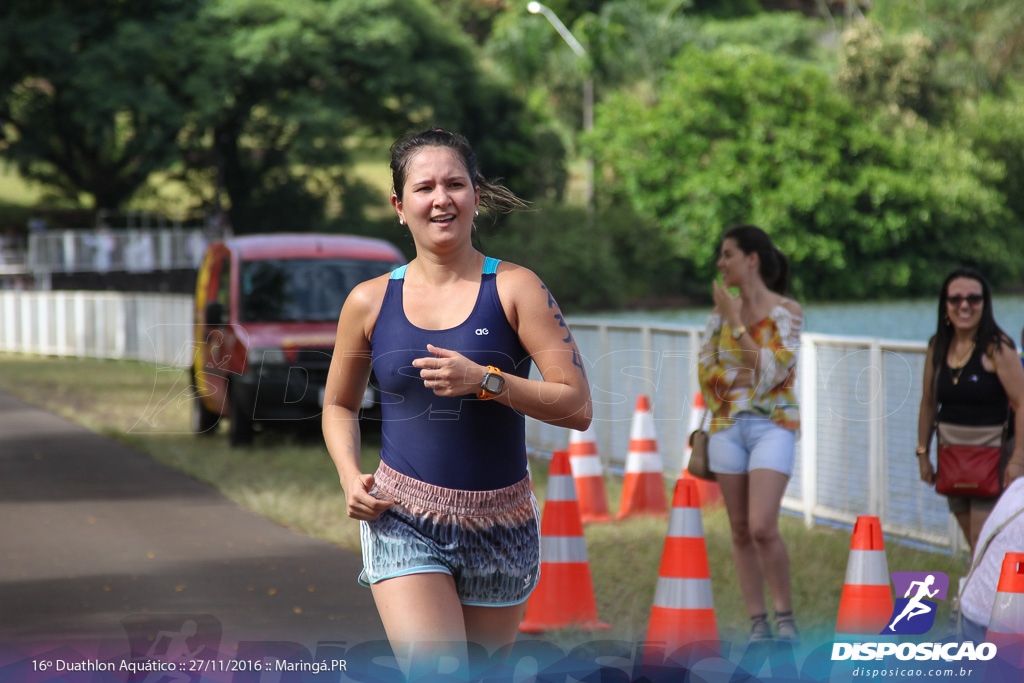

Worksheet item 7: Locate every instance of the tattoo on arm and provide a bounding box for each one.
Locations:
[572,348,586,374]
[542,285,587,377]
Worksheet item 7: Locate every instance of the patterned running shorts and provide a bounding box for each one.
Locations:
[358,461,541,607]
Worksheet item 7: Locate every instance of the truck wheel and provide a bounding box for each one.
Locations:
[191,374,220,436]
[228,388,254,447]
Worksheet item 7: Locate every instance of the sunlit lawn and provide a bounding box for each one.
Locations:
[0,353,970,650]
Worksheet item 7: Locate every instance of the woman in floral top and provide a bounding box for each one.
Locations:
[697,225,802,643]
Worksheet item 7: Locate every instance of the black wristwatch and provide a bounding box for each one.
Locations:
[478,366,505,399]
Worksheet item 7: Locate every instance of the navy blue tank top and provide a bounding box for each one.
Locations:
[370,257,532,490]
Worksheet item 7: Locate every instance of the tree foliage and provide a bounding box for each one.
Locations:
[587,46,1019,299]
[837,21,948,123]
[0,0,203,210]
[958,84,1024,231]
[4,0,1024,305]
[0,0,562,231]
[872,0,1024,97]
[696,12,825,61]
[179,0,564,232]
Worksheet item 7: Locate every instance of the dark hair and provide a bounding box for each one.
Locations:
[389,128,527,214]
[720,224,789,295]
[930,266,1014,378]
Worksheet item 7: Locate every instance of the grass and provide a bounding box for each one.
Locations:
[0,352,971,651]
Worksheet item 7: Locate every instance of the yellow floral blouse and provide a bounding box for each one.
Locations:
[697,303,801,435]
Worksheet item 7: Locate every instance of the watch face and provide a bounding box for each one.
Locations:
[483,373,504,393]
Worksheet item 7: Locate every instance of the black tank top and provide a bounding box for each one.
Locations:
[936,345,1009,426]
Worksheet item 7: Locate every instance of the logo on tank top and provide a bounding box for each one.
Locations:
[475,328,489,336]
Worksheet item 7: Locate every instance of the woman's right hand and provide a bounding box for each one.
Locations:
[712,280,742,329]
[917,456,936,486]
[345,473,394,521]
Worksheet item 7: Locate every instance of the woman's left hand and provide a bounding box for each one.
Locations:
[412,344,484,397]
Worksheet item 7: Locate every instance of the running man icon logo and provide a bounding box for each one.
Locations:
[881,571,950,635]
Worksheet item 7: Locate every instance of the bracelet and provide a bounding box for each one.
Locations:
[915,445,928,456]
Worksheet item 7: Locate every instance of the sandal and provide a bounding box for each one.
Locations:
[775,610,799,643]
[749,613,772,642]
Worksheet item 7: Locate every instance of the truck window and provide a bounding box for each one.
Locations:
[240,258,397,323]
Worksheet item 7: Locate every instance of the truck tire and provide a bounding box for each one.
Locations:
[228,387,254,447]
[191,373,220,436]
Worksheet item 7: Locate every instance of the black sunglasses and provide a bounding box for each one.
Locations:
[947,294,984,307]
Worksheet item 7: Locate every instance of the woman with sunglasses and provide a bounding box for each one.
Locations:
[916,267,1024,556]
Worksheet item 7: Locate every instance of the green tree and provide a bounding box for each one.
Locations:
[587,46,1017,299]
[959,84,1024,230]
[696,11,827,61]
[181,0,564,232]
[872,0,1024,97]
[0,0,202,210]
[0,0,560,231]
[584,0,699,88]
[837,20,948,123]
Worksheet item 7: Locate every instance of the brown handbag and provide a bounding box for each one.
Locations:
[935,421,1007,498]
[687,409,716,482]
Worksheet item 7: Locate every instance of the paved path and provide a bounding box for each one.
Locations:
[0,390,385,658]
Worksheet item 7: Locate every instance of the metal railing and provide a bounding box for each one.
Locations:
[526,320,960,554]
[0,294,959,552]
[27,228,212,275]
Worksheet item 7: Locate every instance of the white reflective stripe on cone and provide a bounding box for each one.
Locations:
[541,536,589,564]
[546,475,578,502]
[570,456,603,478]
[844,550,891,585]
[989,592,1024,634]
[667,507,704,538]
[630,416,656,440]
[652,577,715,610]
[625,452,662,473]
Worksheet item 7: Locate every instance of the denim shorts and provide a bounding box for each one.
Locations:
[708,412,797,477]
[358,461,541,607]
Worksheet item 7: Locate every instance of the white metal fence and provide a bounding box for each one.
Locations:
[0,293,960,552]
[0,291,193,367]
[27,228,211,275]
[526,320,962,554]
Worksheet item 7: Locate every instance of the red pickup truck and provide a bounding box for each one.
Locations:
[191,233,405,445]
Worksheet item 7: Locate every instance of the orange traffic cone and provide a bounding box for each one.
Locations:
[682,392,723,508]
[986,552,1024,667]
[569,425,611,524]
[616,395,668,520]
[644,477,718,665]
[835,516,894,638]
[519,450,611,633]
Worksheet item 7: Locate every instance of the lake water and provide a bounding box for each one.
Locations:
[584,294,1024,344]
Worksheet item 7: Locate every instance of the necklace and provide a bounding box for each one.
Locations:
[950,340,976,386]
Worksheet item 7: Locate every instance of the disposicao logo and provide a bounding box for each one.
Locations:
[881,571,949,635]
[831,570,997,663]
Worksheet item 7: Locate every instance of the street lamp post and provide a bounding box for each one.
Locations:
[527,1,594,208]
